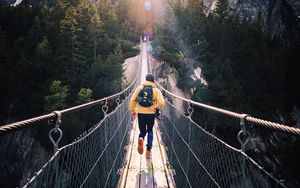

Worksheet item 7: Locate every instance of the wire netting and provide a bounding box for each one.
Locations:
[159,100,286,188]
[22,96,131,188]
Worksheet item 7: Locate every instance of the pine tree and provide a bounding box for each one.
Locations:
[56,2,89,100]
[76,88,92,104]
[97,0,118,36]
[187,0,208,60]
[44,80,68,112]
[89,8,103,62]
[35,36,52,77]
[214,0,230,23]
[253,10,265,36]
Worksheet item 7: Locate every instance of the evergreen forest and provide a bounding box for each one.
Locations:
[0,1,140,186]
[1,0,300,187]
[151,0,300,186]
[0,0,139,124]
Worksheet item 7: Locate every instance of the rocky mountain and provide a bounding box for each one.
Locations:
[203,0,300,17]
[202,0,300,40]
[1,0,53,6]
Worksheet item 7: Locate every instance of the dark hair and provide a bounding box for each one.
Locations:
[146,73,154,82]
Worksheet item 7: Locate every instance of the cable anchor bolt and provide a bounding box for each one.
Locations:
[102,98,109,116]
[187,101,194,118]
[49,111,63,153]
[237,114,251,152]
[116,96,121,106]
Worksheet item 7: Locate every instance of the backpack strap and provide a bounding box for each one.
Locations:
[153,87,157,103]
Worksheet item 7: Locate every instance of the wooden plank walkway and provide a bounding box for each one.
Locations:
[119,41,174,188]
[118,119,175,188]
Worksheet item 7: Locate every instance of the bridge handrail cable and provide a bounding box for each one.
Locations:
[155,81,300,136]
[0,63,140,135]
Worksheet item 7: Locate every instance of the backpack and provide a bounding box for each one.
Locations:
[137,86,153,107]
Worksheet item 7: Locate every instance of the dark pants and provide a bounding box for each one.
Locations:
[138,114,155,150]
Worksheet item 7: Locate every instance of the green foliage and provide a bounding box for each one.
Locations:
[90,54,123,98]
[169,4,300,185]
[213,0,231,22]
[152,33,180,66]
[0,0,139,123]
[76,88,92,104]
[36,36,51,60]
[44,80,68,112]
[169,1,300,121]
[153,0,300,126]
[152,27,194,92]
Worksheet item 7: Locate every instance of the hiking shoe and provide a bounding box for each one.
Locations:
[145,150,151,159]
[137,138,144,155]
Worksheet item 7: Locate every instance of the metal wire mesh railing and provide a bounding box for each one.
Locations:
[0,79,136,135]
[22,94,131,188]
[158,100,287,188]
[2,39,295,188]
[17,52,142,187]
[155,81,300,136]
[0,51,140,187]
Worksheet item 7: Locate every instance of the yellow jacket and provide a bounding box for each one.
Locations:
[130,81,165,114]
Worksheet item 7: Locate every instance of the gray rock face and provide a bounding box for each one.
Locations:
[202,0,300,38]
[287,0,300,17]
[0,128,51,188]
[204,0,299,17]
[2,0,50,6]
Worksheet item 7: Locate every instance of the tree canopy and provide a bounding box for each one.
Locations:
[0,0,139,123]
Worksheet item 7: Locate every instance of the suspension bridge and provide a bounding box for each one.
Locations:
[1,40,300,188]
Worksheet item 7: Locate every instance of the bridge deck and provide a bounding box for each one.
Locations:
[118,119,174,188]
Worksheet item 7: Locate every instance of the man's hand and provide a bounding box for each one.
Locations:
[131,112,137,121]
[155,109,161,120]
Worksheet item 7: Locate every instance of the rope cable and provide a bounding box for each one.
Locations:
[0,58,140,135]
[158,100,287,188]
[155,81,300,136]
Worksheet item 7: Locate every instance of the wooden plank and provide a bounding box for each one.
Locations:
[139,157,155,188]
[120,119,175,188]
[119,41,175,188]
[123,119,141,188]
[118,118,138,188]
[139,143,154,188]
[152,121,174,188]
[155,121,176,188]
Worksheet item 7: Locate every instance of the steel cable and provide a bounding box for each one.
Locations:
[0,59,140,135]
[22,93,132,188]
[158,100,286,188]
[155,81,300,136]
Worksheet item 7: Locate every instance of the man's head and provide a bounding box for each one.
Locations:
[146,73,154,82]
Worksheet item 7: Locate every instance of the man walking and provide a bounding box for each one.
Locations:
[130,73,165,158]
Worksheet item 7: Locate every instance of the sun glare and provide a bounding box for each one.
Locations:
[126,0,165,37]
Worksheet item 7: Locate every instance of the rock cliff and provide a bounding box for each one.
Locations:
[203,0,300,39]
